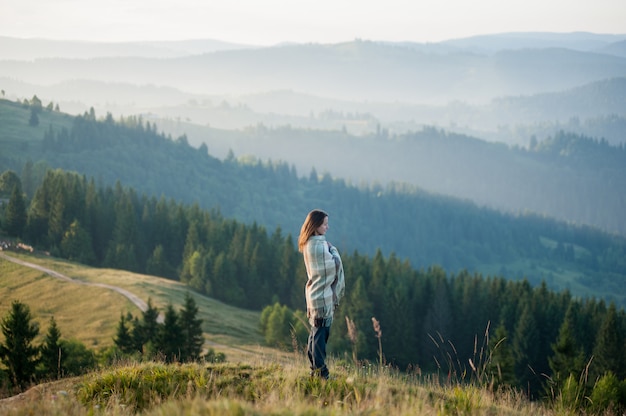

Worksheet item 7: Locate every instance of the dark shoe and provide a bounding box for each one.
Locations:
[310,368,330,380]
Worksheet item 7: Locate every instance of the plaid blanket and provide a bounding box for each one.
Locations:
[303,235,345,326]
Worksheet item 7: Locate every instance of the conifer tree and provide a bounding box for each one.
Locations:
[140,299,160,353]
[61,219,96,264]
[421,277,453,371]
[332,276,373,359]
[105,191,141,271]
[549,305,586,386]
[4,185,27,237]
[129,315,143,353]
[179,292,204,362]
[0,301,40,389]
[47,189,67,246]
[591,303,625,381]
[146,244,175,279]
[512,303,541,397]
[212,251,243,305]
[488,322,516,389]
[0,170,22,198]
[113,313,135,355]
[39,317,63,380]
[155,303,183,363]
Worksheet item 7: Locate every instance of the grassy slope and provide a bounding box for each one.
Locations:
[0,251,279,363]
[0,360,550,416]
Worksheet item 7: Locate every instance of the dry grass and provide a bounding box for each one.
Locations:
[0,257,134,348]
[0,356,552,416]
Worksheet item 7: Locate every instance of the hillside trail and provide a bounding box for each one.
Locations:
[0,252,162,322]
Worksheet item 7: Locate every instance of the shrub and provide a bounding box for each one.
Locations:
[590,371,622,414]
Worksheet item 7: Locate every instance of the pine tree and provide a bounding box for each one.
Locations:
[179,292,204,362]
[39,317,63,380]
[487,322,516,389]
[113,313,135,355]
[512,303,541,397]
[548,305,585,387]
[4,185,27,237]
[139,299,160,355]
[591,303,625,381]
[104,191,141,272]
[155,303,183,363]
[331,275,373,358]
[0,301,40,389]
[60,219,96,264]
[421,277,453,372]
[0,171,22,198]
[146,244,175,279]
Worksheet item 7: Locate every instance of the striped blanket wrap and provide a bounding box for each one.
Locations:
[303,235,345,326]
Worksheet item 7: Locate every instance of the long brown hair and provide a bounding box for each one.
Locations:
[298,209,328,252]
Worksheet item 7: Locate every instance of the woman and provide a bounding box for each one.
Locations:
[298,209,345,379]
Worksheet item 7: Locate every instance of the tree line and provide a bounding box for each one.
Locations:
[112,293,222,364]
[1,167,625,404]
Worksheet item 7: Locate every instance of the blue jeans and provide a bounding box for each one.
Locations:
[307,325,330,378]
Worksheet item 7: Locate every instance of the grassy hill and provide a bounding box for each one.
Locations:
[0,252,571,416]
[0,251,270,362]
[0,361,555,416]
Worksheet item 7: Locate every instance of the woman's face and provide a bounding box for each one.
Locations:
[315,216,329,236]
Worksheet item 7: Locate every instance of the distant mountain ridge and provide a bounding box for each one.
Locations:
[1,32,625,150]
[2,34,626,105]
[440,32,626,54]
[3,32,625,60]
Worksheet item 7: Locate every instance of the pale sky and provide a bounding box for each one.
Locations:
[1,0,625,45]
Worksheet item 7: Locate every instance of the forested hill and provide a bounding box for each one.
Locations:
[167,120,626,237]
[1,98,625,307]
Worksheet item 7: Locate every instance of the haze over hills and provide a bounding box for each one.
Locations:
[1,32,624,237]
[1,32,625,145]
[3,38,626,104]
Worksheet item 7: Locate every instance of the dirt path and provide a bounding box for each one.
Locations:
[0,251,271,359]
[0,252,157,320]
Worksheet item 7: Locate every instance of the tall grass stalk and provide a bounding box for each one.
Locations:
[345,316,358,367]
[371,317,384,370]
